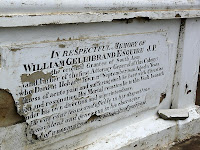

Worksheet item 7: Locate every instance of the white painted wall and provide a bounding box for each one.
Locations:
[0,1,200,150]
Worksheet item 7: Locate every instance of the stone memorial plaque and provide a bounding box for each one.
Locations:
[1,31,169,140]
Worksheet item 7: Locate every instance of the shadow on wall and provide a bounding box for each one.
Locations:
[196,67,200,106]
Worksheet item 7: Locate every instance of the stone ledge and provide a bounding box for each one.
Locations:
[69,106,200,150]
[1,106,199,150]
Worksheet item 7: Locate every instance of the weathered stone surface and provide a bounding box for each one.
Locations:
[0,14,199,150]
[0,18,183,143]
[1,31,171,140]
[158,109,189,120]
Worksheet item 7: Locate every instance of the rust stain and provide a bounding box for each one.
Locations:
[21,71,52,83]
[160,93,166,104]
[10,48,21,52]
[59,44,66,48]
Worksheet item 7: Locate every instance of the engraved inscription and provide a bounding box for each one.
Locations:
[14,32,168,139]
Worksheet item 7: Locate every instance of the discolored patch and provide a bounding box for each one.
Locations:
[21,71,52,83]
[160,93,166,104]
[0,89,25,127]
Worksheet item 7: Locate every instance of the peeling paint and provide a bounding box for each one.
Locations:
[0,89,25,127]
[21,71,52,83]
[86,114,101,123]
[18,93,33,114]
[175,14,181,18]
